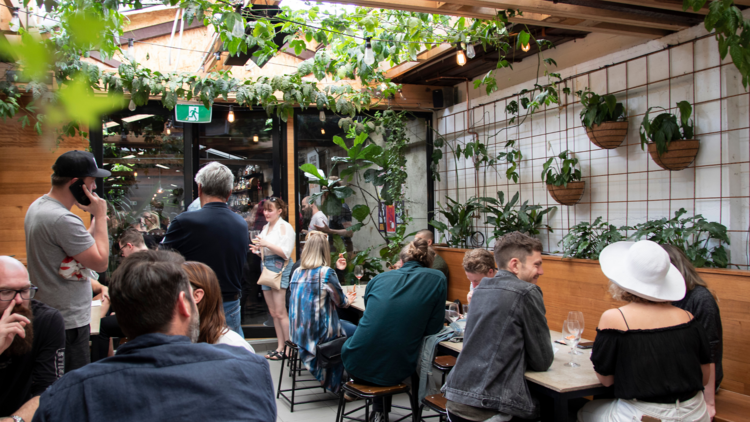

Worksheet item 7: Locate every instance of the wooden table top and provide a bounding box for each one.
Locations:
[347,297,453,313]
[439,330,602,393]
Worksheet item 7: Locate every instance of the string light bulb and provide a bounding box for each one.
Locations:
[397,88,405,100]
[127,38,134,61]
[319,109,325,122]
[456,45,467,66]
[165,118,172,135]
[9,8,20,32]
[466,43,476,59]
[128,98,136,111]
[321,128,325,135]
[134,172,138,177]
[522,42,531,52]
[227,106,235,123]
[363,37,375,66]
[252,134,259,143]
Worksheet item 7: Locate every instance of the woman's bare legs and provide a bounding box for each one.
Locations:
[263,289,290,355]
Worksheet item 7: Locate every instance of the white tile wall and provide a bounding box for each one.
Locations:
[436,37,750,267]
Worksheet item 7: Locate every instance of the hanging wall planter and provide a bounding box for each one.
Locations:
[577,89,627,149]
[542,150,585,206]
[586,121,629,149]
[639,101,698,172]
[647,139,700,171]
[548,181,586,206]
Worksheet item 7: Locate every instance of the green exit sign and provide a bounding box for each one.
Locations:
[175,103,212,123]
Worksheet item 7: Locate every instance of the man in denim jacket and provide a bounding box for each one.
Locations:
[444,232,554,421]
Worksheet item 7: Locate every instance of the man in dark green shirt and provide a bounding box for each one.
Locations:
[342,239,447,421]
[415,230,450,280]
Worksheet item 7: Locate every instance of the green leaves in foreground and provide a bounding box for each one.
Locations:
[51,76,124,127]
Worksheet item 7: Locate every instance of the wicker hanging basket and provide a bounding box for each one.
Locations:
[647,139,700,171]
[585,121,628,149]
[547,181,585,206]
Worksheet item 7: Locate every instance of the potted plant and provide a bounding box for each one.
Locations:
[639,101,700,171]
[558,217,624,260]
[481,191,556,241]
[624,208,730,268]
[429,196,483,248]
[542,150,585,206]
[577,89,627,149]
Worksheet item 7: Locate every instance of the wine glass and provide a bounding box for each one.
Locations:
[462,304,469,319]
[568,311,585,355]
[354,266,363,284]
[448,303,460,322]
[564,320,582,367]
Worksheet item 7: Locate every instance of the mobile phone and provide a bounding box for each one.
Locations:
[578,341,594,349]
[69,179,91,206]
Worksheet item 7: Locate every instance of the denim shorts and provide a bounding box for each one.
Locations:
[261,254,292,291]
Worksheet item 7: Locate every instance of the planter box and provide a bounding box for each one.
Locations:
[586,121,628,149]
[647,139,700,171]
[547,181,585,206]
[434,246,750,396]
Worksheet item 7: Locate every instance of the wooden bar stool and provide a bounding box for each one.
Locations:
[421,394,448,422]
[433,355,457,385]
[336,381,415,422]
[277,340,333,412]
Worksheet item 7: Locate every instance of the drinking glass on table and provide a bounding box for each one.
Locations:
[564,320,582,367]
[568,311,585,355]
[462,304,469,319]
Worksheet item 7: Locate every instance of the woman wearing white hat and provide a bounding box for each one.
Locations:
[578,240,711,422]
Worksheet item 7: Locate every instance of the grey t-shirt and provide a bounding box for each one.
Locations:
[25,195,95,329]
[308,211,328,232]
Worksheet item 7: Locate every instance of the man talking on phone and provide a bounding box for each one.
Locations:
[25,150,110,373]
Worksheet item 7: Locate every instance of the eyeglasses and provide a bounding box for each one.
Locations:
[0,286,38,301]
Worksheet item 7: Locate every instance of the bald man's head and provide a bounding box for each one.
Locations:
[0,256,29,283]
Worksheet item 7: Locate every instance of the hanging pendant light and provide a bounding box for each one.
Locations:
[9,8,20,32]
[128,98,136,111]
[522,42,531,52]
[466,43,476,59]
[252,134,259,143]
[227,106,235,123]
[364,37,375,66]
[319,109,325,122]
[456,45,467,66]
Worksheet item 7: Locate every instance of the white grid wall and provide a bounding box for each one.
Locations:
[434,35,750,269]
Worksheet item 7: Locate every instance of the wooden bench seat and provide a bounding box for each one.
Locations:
[715,389,750,422]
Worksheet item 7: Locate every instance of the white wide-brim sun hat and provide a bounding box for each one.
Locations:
[599,240,686,302]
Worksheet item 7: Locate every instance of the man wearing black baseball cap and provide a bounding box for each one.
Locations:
[24,150,111,372]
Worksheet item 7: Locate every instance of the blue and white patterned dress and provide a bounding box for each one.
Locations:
[288,266,350,393]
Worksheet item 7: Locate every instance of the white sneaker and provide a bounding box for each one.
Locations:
[370,411,384,422]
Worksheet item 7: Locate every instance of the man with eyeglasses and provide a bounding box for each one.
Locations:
[0,256,65,422]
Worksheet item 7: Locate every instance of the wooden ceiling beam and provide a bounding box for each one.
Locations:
[324,0,672,38]
[599,0,708,15]
[434,0,689,31]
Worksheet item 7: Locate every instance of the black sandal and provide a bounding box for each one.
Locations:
[265,350,285,361]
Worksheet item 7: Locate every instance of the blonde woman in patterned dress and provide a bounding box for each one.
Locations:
[288,231,356,393]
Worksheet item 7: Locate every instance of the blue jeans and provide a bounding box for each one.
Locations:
[340,320,357,338]
[223,298,244,338]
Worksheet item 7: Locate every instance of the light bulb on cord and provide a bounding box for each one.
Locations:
[252,134,259,143]
[9,8,20,32]
[398,88,406,100]
[134,172,138,177]
[165,119,172,135]
[466,43,476,59]
[321,128,325,135]
[227,106,235,123]
[456,45,467,66]
[522,42,531,52]
[128,98,136,111]
[319,109,325,122]
[127,38,134,61]
[363,37,375,66]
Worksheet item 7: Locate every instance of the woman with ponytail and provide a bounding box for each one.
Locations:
[341,238,447,420]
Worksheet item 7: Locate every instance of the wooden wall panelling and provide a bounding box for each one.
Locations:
[0,108,90,263]
[435,247,750,395]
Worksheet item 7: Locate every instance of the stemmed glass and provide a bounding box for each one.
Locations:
[462,304,469,319]
[354,265,364,296]
[564,320,582,367]
[568,311,585,355]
